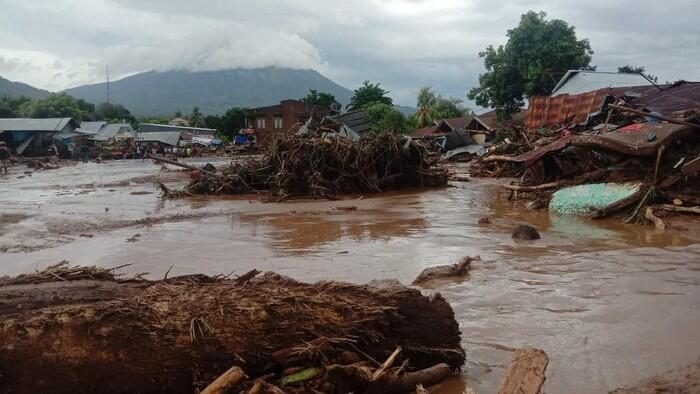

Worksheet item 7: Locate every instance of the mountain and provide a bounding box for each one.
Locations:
[0,76,50,99]
[64,67,354,116]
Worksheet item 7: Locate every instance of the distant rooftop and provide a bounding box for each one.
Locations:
[0,118,77,132]
[139,123,217,135]
[552,70,654,96]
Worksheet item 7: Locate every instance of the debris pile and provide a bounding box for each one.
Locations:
[0,264,465,393]
[159,133,449,199]
[471,82,700,224]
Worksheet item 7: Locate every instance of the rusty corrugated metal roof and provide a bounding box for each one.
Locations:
[525,85,661,130]
[629,82,700,116]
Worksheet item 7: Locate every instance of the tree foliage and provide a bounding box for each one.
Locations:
[93,102,134,122]
[348,81,392,110]
[367,102,407,134]
[19,93,83,120]
[618,65,658,83]
[301,89,340,110]
[468,11,594,118]
[414,86,439,128]
[0,96,32,118]
[216,107,248,139]
[412,87,473,128]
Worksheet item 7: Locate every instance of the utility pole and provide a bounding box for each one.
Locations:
[106,65,111,104]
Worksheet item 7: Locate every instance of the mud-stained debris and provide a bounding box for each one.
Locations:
[412,256,475,287]
[156,133,449,200]
[610,356,700,394]
[498,348,549,394]
[0,264,465,393]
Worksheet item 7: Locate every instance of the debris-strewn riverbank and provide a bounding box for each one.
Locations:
[0,263,464,393]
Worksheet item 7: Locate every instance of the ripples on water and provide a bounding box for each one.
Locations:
[2,161,700,393]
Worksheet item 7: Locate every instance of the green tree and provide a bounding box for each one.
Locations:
[190,107,204,127]
[367,102,407,134]
[93,102,134,122]
[618,65,658,84]
[217,107,248,139]
[301,89,340,110]
[0,96,32,118]
[141,116,169,125]
[468,11,594,118]
[204,115,223,130]
[348,81,393,110]
[20,93,83,120]
[414,86,439,128]
[433,97,473,119]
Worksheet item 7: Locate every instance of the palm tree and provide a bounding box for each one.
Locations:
[414,86,439,128]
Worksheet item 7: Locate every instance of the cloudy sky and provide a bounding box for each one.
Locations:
[0,0,698,107]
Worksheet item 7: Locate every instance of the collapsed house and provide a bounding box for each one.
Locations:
[471,70,700,224]
[0,117,80,156]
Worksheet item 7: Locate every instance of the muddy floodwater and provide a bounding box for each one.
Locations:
[2,159,700,393]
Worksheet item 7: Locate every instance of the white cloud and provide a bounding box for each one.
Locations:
[0,0,699,106]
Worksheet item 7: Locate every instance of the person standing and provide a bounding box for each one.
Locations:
[0,141,9,174]
[79,144,90,163]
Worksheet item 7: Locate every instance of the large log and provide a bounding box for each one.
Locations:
[498,348,549,394]
[0,267,464,393]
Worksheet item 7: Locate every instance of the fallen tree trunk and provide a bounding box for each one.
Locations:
[0,266,464,394]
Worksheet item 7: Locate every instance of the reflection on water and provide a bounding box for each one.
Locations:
[2,161,700,393]
[239,209,426,253]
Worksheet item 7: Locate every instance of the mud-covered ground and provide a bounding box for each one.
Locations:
[2,159,700,393]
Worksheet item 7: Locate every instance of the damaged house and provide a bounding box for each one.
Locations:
[246,100,330,145]
[0,117,79,156]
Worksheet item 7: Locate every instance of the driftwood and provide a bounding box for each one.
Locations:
[161,134,449,199]
[201,366,247,394]
[498,348,549,394]
[412,256,474,287]
[503,182,560,192]
[645,207,666,230]
[0,265,464,393]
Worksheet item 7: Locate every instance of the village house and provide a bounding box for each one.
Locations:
[0,117,79,155]
[245,99,330,145]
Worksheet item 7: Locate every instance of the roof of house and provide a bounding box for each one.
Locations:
[552,70,654,96]
[80,121,107,132]
[99,123,135,138]
[411,125,440,138]
[136,131,182,146]
[328,110,372,134]
[439,117,472,131]
[139,123,217,135]
[630,82,700,116]
[0,118,77,132]
[476,110,526,130]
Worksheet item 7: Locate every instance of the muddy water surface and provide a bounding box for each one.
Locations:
[2,160,700,393]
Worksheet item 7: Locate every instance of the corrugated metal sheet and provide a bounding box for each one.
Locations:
[136,131,181,146]
[328,110,372,135]
[552,71,653,96]
[80,121,107,132]
[0,118,76,132]
[99,123,135,138]
[525,86,661,129]
[139,123,217,135]
[630,82,700,116]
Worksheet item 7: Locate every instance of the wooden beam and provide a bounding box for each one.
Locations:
[498,348,549,394]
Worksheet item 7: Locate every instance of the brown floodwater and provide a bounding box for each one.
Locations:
[1,159,700,393]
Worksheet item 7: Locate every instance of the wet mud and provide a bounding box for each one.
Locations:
[2,160,700,393]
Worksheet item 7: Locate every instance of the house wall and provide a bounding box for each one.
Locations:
[246,100,329,145]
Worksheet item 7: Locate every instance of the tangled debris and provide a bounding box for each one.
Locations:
[471,84,700,225]
[158,133,449,200]
[0,264,464,393]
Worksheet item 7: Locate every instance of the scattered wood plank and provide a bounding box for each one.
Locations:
[498,348,549,394]
[201,366,246,394]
